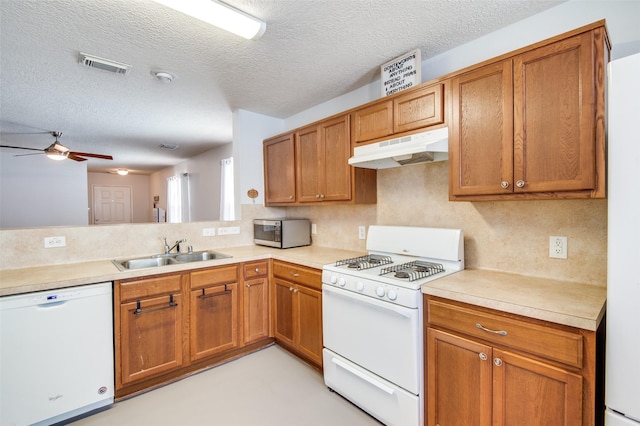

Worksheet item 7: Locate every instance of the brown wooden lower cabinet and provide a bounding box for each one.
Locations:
[424,296,603,426]
[114,262,273,399]
[272,260,323,369]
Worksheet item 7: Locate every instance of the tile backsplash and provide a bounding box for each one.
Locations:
[0,161,607,286]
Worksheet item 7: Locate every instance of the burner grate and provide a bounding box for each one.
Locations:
[335,254,393,271]
[379,261,445,281]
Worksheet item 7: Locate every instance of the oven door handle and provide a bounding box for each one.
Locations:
[322,285,413,318]
[331,356,395,395]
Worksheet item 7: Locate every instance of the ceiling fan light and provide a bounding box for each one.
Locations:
[45,143,69,160]
[117,168,129,175]
[151,0,266,40]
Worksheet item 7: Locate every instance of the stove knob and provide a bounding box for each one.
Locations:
[375,286,385,297]
[387,289,398,301]
[330,275,337,284]
[338,277,346,287]
[356,282,365,292]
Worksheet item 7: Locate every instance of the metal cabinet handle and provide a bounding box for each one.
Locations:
[255,268,260,273]
[246,283,251,288]
[134,294,178,315]
[479,352,488,361]
[198,285,231,299]
[501,181,510,189]
[494,358,503,367]
[516,180,525,188]
[289,272,300,277]
[476,323,507,336]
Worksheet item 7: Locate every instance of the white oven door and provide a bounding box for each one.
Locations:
[322,284,422,394]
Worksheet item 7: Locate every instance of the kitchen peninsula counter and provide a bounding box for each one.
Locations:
[421,269,606,331]
[0,245,364,297]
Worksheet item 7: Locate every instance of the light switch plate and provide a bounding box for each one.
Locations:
[218,226,240,235]
[202,228,216,237]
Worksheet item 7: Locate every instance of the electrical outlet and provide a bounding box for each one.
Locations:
[202,228,216,237]
[44,236,66,248]
[218,226,240,235]
[358,226,366,240]
[311,224,317,235]
[549,236,568,259]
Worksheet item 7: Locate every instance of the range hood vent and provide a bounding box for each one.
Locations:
[348,127,448,169]
[79,53,132,75]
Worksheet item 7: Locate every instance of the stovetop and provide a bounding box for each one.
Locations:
[321,226,464,307]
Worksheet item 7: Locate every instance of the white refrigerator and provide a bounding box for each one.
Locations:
[606,52,640,425]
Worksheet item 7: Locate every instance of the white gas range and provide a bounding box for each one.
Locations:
[322,225,464,426]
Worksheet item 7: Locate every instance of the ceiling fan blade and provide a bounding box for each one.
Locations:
[12,152,45,157]
[69,152,113,160]
[67,153,88,162]
[0,144,44,152]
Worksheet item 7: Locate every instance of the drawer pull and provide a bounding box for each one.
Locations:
[494,358,503,367]
[479,352,488,361]
[476,323,507,336]
[134,294,178,315]
[289,272,301,277]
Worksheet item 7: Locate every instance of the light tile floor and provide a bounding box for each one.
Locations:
[70,345,382,425]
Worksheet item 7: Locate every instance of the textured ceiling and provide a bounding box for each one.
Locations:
[0,0,563,173]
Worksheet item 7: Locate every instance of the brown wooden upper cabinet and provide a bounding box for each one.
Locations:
[296,115,352,203]
[264,114,376,206]
[449,23,609,200]
[352,83,445,146]
[263,133,296,205]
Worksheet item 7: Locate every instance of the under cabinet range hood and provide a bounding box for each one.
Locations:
[348,127,448,169]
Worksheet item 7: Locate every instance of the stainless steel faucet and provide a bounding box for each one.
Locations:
[163,237,186,254]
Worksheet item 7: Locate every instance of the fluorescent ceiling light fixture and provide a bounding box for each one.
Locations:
[117,169,129,176]
[152,0,266,40]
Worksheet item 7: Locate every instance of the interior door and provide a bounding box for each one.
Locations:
[93,185,132,225]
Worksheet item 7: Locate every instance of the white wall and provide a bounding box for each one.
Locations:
[283,0,640,130]
[0,151,88,228]
[233,109,284,209]
[149,143,233,222]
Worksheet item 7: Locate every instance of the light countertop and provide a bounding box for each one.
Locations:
[421,269,606,331]
[1,248,607,332]
[0,245,364,297]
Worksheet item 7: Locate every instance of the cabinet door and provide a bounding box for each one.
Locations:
[120,293,184,385]
[190,283,239,361]
[273,278,296,347]
[319,114,351,201]
[427,328,493,426]
[295,285,323,367]
[513,32,596,193]
[243,277,269,344]
[449,61,514,197]
[352,99,393,144]
[492,349,583,426]
[295,125,322,203]
[264,133,296,204]
[394,83,444,133]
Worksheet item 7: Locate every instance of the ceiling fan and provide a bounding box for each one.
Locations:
[0,131,113,162]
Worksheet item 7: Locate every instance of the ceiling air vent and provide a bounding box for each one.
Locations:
[79,53,132,75]
[160,143,179,150]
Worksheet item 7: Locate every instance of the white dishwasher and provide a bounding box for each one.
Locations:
[1,282,114,426]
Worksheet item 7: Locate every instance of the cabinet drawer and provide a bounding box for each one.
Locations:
[119,274,182,302]
[190,265,238,289]
[426,299,583,368]
[243,261,269,279]
[273,261,321,290]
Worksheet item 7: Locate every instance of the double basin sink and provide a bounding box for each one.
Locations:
[113,250,231,271]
